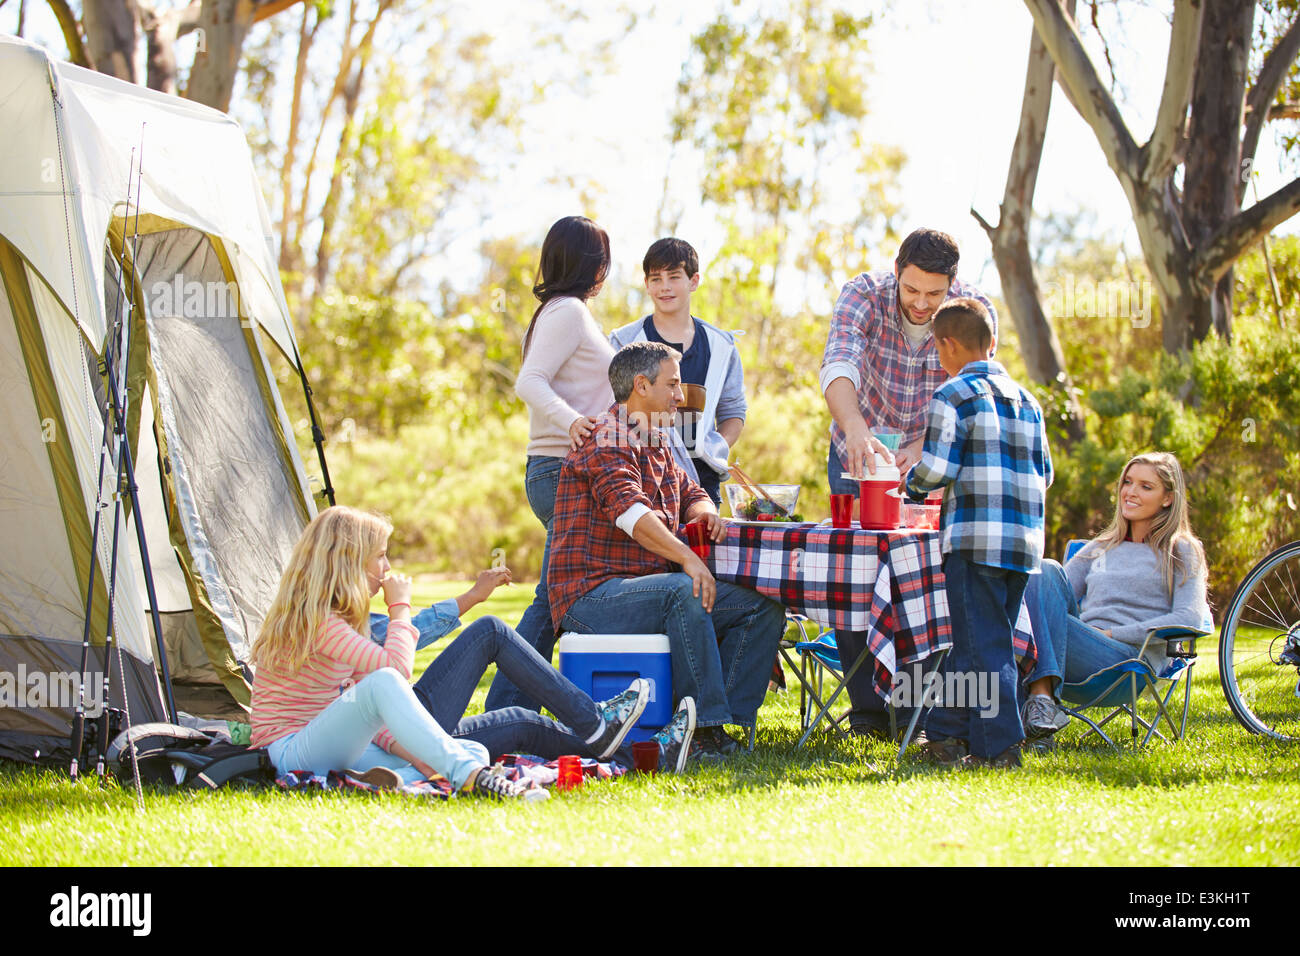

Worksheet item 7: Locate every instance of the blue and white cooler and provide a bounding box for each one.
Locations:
[558,633,673,742]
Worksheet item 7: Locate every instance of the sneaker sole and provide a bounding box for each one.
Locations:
[597,678,651,760]
[669,698,696,773]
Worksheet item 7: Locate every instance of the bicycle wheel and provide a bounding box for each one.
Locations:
[1218,541,1300,741]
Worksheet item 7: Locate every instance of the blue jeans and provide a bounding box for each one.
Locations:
[412,615,635,764]
[927,553,1027,758]
[485,455,562,712]
[560,573,785,729]
[266,668,489,790]
[1023,559,1137,693]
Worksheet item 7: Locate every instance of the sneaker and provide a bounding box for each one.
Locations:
[693,725,741,756]
[469,764,549,803]
[915,736,969,765]
[1022,693,1070,738]
[962,744,1022,769]
[346,766,402,790]
[652,697,696,773]
[591,678,650,759]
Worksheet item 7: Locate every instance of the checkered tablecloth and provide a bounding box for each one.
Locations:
[703,523,1034,700]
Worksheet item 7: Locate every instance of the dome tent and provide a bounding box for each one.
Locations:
[0,35,321,763]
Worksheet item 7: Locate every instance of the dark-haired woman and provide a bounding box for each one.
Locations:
[484,216,615,712]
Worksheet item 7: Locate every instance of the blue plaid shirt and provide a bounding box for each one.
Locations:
[904,360,1052,573]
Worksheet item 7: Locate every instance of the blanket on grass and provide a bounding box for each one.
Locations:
[276,754,626,800]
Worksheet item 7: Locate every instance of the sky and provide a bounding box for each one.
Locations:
[9,0,1298,307]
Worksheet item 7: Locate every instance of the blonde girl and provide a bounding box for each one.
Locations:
[250,506,540,800]
[1020,452,1210,739]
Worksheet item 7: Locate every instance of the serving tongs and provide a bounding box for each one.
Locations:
[730,461,793,520]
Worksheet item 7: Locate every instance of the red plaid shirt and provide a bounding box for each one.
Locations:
[820,270,997,461]
[548,406,712,629]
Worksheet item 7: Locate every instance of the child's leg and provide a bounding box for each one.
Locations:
[412,616,602,739]
[952,557,1026,759]
[928,555,976,744]
[270,668,488,790]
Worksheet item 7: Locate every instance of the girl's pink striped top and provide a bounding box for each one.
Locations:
[250,614,417,752]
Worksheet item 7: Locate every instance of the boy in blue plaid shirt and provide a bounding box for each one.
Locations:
[903,298,1053,767]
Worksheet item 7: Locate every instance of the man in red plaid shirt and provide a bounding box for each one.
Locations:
[820,228,999,741]
[548,342,786,757]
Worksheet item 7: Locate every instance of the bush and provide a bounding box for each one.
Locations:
[1033,314,1300,608]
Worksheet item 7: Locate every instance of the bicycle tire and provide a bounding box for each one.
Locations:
[1218,540,1300,741]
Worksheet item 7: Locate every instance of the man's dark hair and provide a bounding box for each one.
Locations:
[609,341,682,402]
[932,297,994,352]
[895,228,960,280]
[643,237,699,277]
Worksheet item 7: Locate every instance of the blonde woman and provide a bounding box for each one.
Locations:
[1020,452,1209,739]
[250,506,546,800]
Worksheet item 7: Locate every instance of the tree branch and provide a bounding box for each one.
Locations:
[1142,0,1203,184]
[45,0,94,69]
[1241,13,1300,201]
[1022,0,1140,189]
[1196,176,1300,284]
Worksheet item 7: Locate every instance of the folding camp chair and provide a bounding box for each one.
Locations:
[778,615,851,741]
[1058,625,1208,749]
[779,614,947,756]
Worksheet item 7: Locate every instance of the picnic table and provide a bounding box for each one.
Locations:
[698,522,1035,741]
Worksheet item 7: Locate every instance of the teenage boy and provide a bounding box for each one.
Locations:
[610,238,747,506]
[903,298,1053,767]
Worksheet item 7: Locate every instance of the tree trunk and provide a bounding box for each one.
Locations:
[82,0,141,83]
[186,0,256,111]
[1181,0,1254,342]
[976,0,1084,443]
[140,1,202,94]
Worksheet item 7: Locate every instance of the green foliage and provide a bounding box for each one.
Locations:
[327,410,544,576]
[1034,312,1300,608]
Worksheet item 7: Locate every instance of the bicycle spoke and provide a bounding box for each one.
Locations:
[1220,543,1300,741]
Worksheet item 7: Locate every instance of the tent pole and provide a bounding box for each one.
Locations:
[292,345,335,507]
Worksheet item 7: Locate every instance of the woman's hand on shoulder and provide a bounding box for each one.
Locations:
[381,571,413,608]
[569,415,598,450]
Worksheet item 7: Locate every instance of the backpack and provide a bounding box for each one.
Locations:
[107,722,275,790]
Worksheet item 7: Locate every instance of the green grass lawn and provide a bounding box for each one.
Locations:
[2,578,1298,866]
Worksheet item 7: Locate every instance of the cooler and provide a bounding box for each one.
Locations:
[558,633,673,741]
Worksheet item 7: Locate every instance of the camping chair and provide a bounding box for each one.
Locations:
[1056,539,1211,749]
[1058,625,1208,749]
[779,615,852,741]
[779,614,947,755]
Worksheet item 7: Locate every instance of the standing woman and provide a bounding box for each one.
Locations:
[485,216,615,711]
[1019,452,1210,739]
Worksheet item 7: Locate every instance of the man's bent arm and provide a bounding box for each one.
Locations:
[630,512,716,613]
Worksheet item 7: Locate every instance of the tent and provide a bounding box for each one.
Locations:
[0,35,322,763]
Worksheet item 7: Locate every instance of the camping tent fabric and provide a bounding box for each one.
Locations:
[0,35,318,761]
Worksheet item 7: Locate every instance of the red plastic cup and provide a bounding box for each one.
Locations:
[685,519,710,559]
[830,493,855,528]
[631,740,660,775]
[556,755,583,790]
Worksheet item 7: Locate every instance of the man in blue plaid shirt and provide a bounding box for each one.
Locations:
[904,297,1053,767]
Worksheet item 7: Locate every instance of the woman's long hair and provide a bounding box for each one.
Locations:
[1091,452,1205,599]
[252,506,392,670]
[521,215,611,357]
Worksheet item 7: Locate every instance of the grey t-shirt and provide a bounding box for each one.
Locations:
[1065,540,1208,664]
